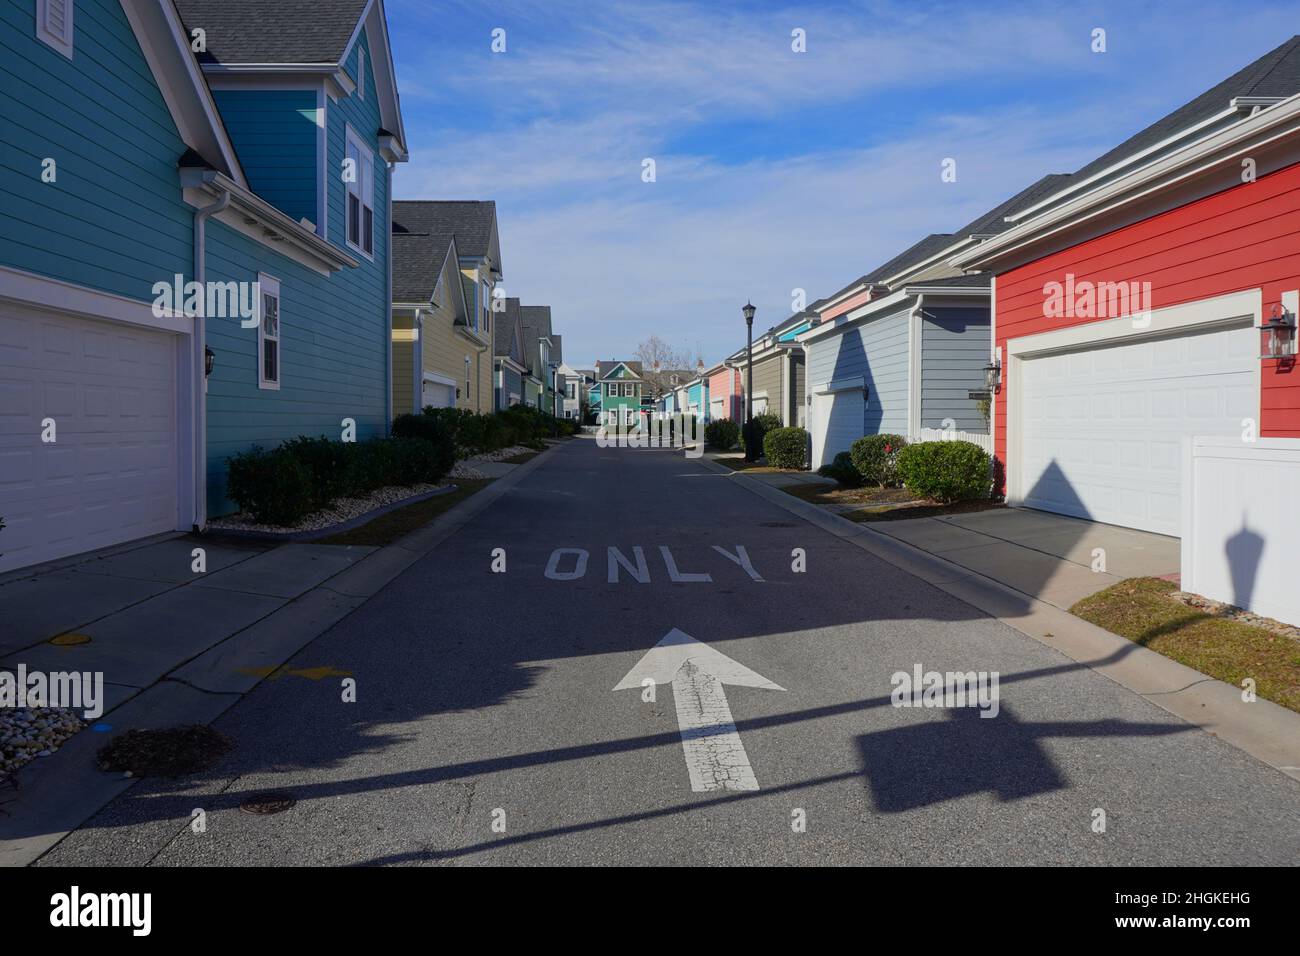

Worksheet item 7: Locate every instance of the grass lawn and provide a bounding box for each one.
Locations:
[714,455,792,473]
[1071,577,1300,713]
[781,482,1002,522]
[315,479,494,547]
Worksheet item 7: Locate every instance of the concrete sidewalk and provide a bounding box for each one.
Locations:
[0,443,561,866]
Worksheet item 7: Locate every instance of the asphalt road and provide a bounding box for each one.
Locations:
[39,438,1300,865]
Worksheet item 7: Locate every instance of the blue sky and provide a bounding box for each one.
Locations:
[386,0,1300,368]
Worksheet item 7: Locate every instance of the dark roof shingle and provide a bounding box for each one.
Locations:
[392,201,497,259]
[174,0,369,65]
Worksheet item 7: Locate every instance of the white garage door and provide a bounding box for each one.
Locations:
[1018,323,1256,535]
[810,386,865,469]
[421,378,456,409]
[0,306,178,572]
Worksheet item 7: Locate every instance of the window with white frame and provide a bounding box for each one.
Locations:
[480,280,490,334]
[37,0,73,58]
[258,273,281,390]
[356,47,366,99]
[345,127,374,258]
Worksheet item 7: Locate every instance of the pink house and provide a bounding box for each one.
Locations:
[706,362,743,422]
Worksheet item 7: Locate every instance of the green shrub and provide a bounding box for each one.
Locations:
[763,426,808,469]
[896,440,991,503]
[850,433,908,487]
[751,411,782,446]
[391,413,456,477]
[226,446,314,526]
[388,437,450,485]
[279,435,350,509]
[818,451,862,486]
[705,418,740,450]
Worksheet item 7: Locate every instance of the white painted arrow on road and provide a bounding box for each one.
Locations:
[615,628,784,792]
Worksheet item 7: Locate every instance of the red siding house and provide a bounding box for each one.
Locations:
[956,37,1300,537]
[706,363,743,423]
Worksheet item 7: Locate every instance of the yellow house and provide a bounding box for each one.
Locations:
[391,201,502,415]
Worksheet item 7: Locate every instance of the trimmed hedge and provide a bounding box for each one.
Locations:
[416,405,576,456]
[705,418,740,450]
[763,426,808,469]
[226,431,457,527]
[850,433,907,487]
[896,440,991,503]
[818,450,862,487]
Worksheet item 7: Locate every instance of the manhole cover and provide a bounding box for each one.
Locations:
[240,792,296,815]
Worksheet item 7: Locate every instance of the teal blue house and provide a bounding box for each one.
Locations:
[0,0,407,572]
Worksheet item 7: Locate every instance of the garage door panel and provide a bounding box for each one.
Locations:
[1019,323,1254,535]
[0,307,178,572]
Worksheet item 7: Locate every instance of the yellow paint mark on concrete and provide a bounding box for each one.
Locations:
[235,664,352,681]
[48,632,92,646]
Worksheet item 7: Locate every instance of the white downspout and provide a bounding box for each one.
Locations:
[907,293,925,441]
[192,187,230,532]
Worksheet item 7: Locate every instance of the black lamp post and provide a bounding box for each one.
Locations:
[743,301,758,460]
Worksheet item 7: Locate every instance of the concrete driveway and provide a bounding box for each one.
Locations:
[869,508,1181,610]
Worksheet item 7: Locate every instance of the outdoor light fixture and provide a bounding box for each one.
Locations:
[743,301,756,323]
[204,346,215,377]
[984,354,1002,391]
[1259,303,1297,360]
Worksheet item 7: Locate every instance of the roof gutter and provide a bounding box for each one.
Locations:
[953,92,1300,272]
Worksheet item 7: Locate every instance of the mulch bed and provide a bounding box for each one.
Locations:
[97,725,234,778]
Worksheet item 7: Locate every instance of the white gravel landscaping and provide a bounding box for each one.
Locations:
[208,481,451,534]
[448,461,488,480]
[1,707,84,780]
[466,444,535,463]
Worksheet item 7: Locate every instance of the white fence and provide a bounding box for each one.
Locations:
[912,427,993,455]
[1181,437,1300,625]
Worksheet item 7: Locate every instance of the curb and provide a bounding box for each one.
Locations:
[0,442,564,867]
[694,453,1300,784]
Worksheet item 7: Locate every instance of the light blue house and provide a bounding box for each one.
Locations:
[0,0,407,571]
[686,377,709,422]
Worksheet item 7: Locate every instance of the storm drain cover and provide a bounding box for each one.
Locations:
[240,792,296,815]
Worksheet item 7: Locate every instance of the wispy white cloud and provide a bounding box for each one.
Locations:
[387,0,1300,365]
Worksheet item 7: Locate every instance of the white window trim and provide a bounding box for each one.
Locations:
[257,272,282,391]
[356,47,366,99]
[344,124,375,261]
[37,0,74,58]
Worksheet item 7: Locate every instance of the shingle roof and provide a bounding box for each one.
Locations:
[173,0,369,65]
[597,360,643,379]
[950,173,1073,238]
[392,201,497,259]
[1071,35,1300,185]
[864,233,955,283]
[392,234,451,304]
[550,334,563,365]
[495,298,522,356]
[520,305,552,340]
[904,273,993,289]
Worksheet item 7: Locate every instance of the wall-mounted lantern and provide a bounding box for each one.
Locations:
[1259,303,1296,360]
[983,353,1002,391]
[204,346,215,377]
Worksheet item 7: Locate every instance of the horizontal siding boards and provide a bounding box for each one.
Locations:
[392,339,414,415]
[751,355,783,413]
[807,306,910,435]
[993,158,1300,460]
[213,89,318,225]
[498,366,522,407]
[0,0,192,299]
[919,306,990,433]
[791,353,806,425]
[203,221,386,515]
